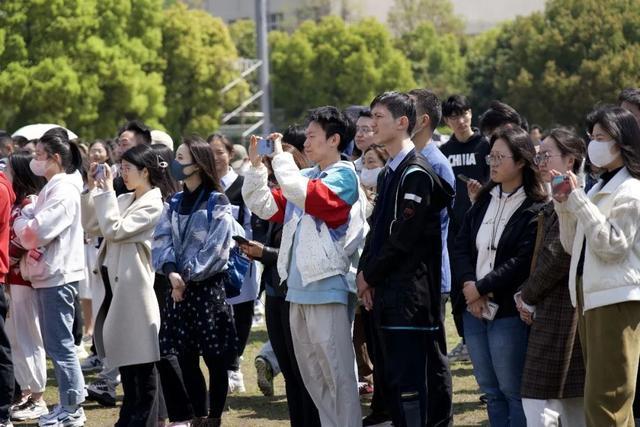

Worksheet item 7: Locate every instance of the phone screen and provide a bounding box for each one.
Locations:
[257,138,274,156]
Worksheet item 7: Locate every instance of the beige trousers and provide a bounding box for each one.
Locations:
[289,302,361,427]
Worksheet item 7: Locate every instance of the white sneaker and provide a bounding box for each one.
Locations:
[11,398,48,421]
[80,354,103,373]
[38,405,85,427]
[228,370,246,393]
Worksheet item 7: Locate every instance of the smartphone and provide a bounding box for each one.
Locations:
[94,164,106,181]
[483,302,499,320]
[457,173,471,184]
[467,301,499,321]
[551,175,571,198]
[232,235,251,246]
[257,137,274,156]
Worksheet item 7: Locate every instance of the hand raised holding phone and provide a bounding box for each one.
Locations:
[248,133,285,167]
[549,170,578,202]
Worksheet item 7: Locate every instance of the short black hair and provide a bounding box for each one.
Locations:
[306,106,355,152]
[479,100,522,135]
[118,120,151,145]
[442,94,472,118]
[358,109,372,119]
[370,91,416,135]
[282,125,306,153]
[408,88,442,132]
[619,88,640,109]
[531,124,543,132]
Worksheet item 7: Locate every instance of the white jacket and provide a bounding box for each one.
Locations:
[242,153,366,288]
[15,172,85,288]
[555,167,640,311]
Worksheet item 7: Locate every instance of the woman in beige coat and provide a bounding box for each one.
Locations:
[81,144,171,427]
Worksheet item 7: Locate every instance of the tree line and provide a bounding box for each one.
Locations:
[0,0,638,139]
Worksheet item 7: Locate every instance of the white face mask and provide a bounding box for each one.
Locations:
[360,167,383,187]
[588,139,620,168]
[29,159,48,177]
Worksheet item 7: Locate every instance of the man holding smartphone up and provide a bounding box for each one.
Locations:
[242,107,363,427]
[357,92,453,427]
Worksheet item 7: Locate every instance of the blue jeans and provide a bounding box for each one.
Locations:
[463,312,528,427]
[37,283,85,406]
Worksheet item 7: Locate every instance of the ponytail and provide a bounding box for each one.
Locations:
[68,141,83,173]
[40,127,84,174]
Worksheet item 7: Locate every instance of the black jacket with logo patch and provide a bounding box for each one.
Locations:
[359,150,454,328]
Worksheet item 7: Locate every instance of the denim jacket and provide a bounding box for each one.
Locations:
[152,191,236,282]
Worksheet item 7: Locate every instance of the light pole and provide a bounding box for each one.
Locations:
[256,0,271,135]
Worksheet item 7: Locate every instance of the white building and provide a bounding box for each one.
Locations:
[203,0,546,34]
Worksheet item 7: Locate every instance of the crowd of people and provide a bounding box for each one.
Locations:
[0,86,638,427]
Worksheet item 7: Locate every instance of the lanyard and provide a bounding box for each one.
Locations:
[178,189,206,241]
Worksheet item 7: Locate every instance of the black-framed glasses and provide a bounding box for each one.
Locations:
[485,154,514,166]
[533,152,562,166]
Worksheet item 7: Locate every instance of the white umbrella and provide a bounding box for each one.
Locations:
[11,123,78,140]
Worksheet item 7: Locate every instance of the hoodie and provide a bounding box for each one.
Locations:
[14,172,85,288]
[0,173,16,284]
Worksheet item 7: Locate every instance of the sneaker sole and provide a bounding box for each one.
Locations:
[255,360,273,397]
[12,408,49,421]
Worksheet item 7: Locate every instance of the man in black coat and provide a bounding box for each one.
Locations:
[357,91,453,427]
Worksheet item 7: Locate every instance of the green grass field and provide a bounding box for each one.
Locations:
[15,303,489,426]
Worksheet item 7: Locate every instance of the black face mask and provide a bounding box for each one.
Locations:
[170,159,195,181]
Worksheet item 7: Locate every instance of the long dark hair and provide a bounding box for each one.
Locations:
[150,144,179,201]
[39,127,83,174]
[586,106,640,179]
[182,136,223,193]
[8,153,47,204]
[477,125,546,203]
[121,145,175,200]
[546,128,586,174]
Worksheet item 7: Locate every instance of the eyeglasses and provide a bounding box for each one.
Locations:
[533,152,562,166]
[356,126,374,134]
[485,154,514,166]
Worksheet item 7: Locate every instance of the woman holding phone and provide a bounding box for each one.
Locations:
[553,106,640,426]
[453,125,546,427]
[517,128,586,425]
[81,144,167,426]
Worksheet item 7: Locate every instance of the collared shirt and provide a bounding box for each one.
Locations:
[387,139,415,172]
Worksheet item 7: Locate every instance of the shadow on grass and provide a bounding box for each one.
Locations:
[451,366,474,377]
[453,399,485,416]
[226,395,290,421]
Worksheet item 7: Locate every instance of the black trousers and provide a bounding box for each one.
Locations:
[0,287,13,422]
[179,352,229,418]
[362,308,390,419]
[378,328,429,427]
[157,355,194,422]
[265,295,320,427]
[230,300,255,371]
[116,362,159,427]
[425,321,453,427]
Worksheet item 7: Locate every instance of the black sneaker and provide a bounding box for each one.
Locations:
[86,378,117,407]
